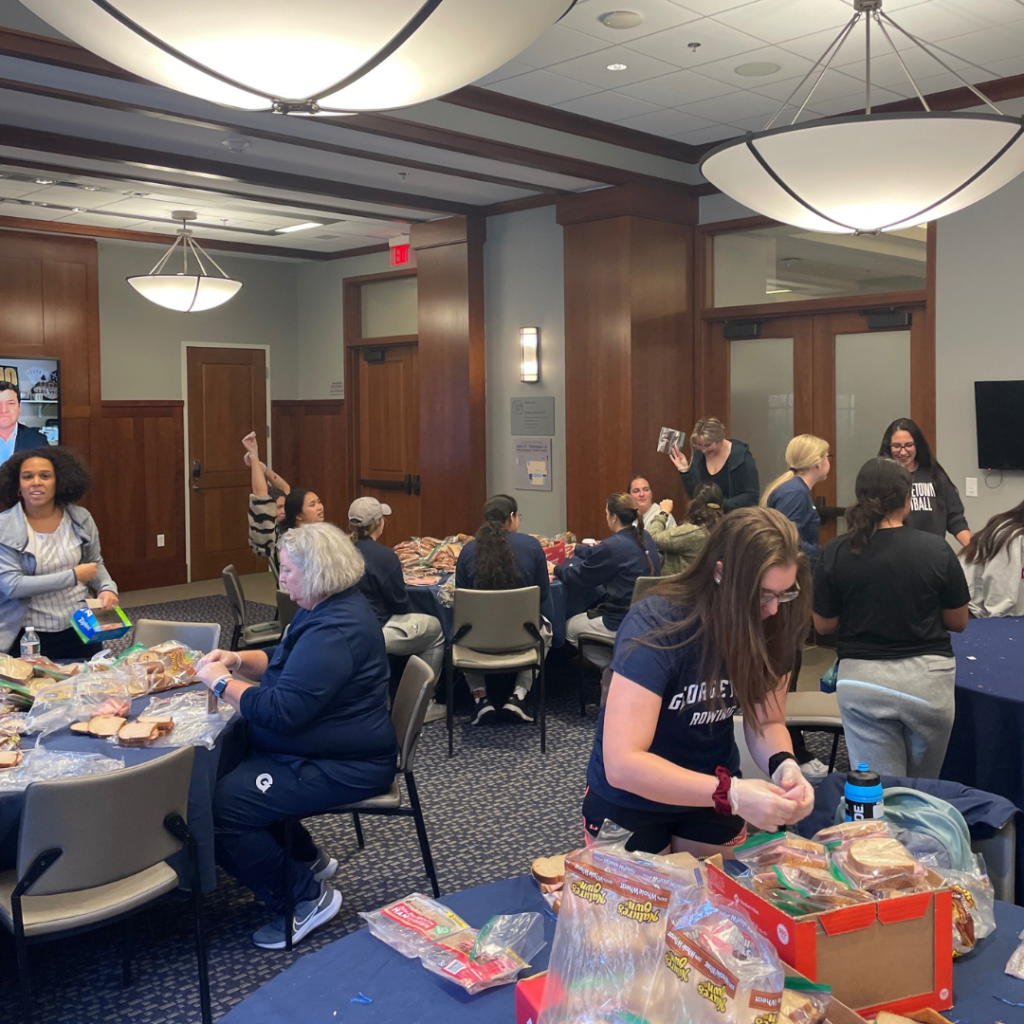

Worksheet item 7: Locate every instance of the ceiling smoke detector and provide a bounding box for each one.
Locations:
[599,10,643,29]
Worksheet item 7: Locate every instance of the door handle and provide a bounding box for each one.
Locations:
[411,474,420,496]
[191,459,202,492]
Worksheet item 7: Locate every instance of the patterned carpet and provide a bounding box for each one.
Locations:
[0,603,847,1024]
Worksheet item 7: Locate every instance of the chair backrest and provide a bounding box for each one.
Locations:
[18,746,195,897]
[132,619,221,654]
[452,587,541,653]
[276,589,299,632]
[221,565,246,627]
[631,575,662,606]
[391,655,436,773]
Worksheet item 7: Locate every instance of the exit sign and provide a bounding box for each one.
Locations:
[390,243,410,267]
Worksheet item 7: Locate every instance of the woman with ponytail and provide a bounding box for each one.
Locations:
[761,434,830,561]
[647,483,723,577]
[557,493,660,646]
[455,495,551,723]
[812,458,970,777]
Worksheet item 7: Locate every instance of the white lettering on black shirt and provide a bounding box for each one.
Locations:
[911,481,936,512]
[666,678,736,727]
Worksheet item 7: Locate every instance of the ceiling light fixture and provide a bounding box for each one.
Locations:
[734,61,781,77]
[275,221,324,234]
[701,0,1024,235]
[599,10,643,29]
[20,1,570,114]
[607,63,628,71]
[78,185,103,191]
[126,211,242,312]
[34,178,55,185]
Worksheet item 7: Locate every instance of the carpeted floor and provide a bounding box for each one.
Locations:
[0,601,847,1024]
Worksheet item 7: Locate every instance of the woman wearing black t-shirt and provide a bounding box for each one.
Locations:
[583,507,815,856]
[813,458,970,778]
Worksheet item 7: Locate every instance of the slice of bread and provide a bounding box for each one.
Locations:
[117,721,159,745]
[905,1010,954,1024]
[0,750,22,768]
[847,837,917,879]
[877,1013,920,1024]
[137,715,174,734]
[531,854,566,885]
[70,721,91,734]
[88,715,126,737]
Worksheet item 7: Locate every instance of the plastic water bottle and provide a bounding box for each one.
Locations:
[20,627,40,659]
[845,763,884,822]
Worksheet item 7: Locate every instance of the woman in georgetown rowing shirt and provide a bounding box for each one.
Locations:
[582,506,815,856]
[878,418,971,547]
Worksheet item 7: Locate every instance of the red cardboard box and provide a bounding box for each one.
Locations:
[707,860,953,1015]
[515,971,547,1024]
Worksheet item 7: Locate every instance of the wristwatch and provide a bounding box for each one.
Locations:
[212,675,231,700]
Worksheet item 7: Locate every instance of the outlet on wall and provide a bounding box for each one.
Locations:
[156,534,165,547]
[965,477,978,497]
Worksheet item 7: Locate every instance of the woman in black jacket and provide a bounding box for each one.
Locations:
[668,416,759,511]
[878,418,970,546]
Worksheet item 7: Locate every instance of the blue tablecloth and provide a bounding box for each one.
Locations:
[406,577,567,648]
[0,683,245,892]
[218,874,1024,1023]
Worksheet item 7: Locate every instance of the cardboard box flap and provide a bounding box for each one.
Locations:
[876,890,933,925]
[817,903,877,936]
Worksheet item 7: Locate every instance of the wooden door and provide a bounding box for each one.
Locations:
[354,344,420,544]
[187,346,267,580]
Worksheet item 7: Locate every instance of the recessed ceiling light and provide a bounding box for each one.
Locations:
[275,221,323,234]
[599,10,643,29]
[71,207,87,213]
[734,61,782,77]
[34,178,55,185]
[606,62,628,71]
[123,190,149,197]
[79,185,103,191]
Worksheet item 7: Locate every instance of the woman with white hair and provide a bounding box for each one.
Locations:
[196,523,397,950]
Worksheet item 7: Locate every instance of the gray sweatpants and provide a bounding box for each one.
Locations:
[836,655,956,779]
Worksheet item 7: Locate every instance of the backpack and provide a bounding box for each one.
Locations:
[832,786,975,872]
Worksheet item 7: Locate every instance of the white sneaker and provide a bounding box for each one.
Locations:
[800,758,829,780]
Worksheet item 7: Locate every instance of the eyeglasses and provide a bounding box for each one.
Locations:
[760,584,801,606]
[889,442,916,452]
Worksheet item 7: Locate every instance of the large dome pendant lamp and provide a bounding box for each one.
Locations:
[700,0,1024,235]
[18,0,573,114]
[127,212,243,312]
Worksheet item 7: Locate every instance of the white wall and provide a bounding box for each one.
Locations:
[935,171,1024,534]
[98,239,300,400]
[294,250,391,399]
[484,206,566,537]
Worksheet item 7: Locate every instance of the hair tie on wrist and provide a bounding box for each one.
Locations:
[707,503,721,509]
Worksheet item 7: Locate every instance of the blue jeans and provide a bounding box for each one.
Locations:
[214,751,394,912]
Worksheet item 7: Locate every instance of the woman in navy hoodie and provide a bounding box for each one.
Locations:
[558,492,659,646]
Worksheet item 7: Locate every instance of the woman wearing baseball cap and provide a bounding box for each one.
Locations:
[349,497,445,687]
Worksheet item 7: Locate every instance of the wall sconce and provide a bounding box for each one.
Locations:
[520,327,540,383]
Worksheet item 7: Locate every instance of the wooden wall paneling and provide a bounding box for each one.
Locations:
[810,315,838,526]
[88,402,186,591]
[270,400,349,532]
[0,255,44,348]
[563,217,634,541]
[410,216,486,538]
[628,217,693,514]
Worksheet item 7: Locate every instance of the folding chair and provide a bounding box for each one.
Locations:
[132,619,220,654]
[222,564,281,650]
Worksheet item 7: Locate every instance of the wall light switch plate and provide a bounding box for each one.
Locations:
[965,477,978,497]
[156,534,165,547]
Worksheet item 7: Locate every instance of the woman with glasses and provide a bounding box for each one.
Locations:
[813,458,970,777]
[455,494,552,724]
[583,507,815,856]
[878,418,971,546]
[667,416,759,511]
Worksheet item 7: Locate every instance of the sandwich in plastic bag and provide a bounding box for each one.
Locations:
[780,978,831,1024]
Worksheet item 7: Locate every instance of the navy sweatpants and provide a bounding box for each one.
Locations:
[213,752,395,913]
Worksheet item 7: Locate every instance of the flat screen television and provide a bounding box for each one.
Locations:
[0,357,61,447]
[975,380,1024,471]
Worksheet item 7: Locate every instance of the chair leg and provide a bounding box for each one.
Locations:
[122,916,134,989]
[539,657,547,755]
[13,916,32,1024]
[185,830,213,1024]
[283,817,295,953]
[828,730,841,775]
[406,772,440,898]
[578,650,588,717]
[352,812,365,850]
[446,650,455,759]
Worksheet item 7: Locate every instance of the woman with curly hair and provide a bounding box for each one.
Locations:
[0,447,118,659]
[454,494,551,724]
[647,483,724,577]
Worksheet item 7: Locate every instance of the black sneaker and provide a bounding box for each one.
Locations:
[502,692,534,722]
[471,695,496,725]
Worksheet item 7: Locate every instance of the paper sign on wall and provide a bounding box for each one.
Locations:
[514,438,551,491]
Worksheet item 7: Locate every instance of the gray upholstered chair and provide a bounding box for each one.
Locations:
[577,575,662,715]
[446,586,546,757]
[222,564,282,650]
[785,691,844,774]
[282,655,439,949]
[132,619,221,654]
[276,589,299,632]
[0,747,210,1023]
